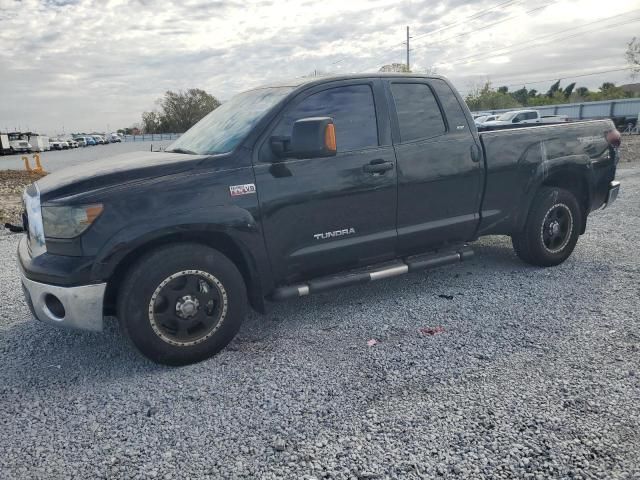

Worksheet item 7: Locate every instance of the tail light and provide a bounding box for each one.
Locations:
[606,129,621,148]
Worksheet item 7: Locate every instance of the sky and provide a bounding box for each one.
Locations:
[0,0,638,135]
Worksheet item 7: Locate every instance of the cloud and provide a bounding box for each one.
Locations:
[0,0,638,133]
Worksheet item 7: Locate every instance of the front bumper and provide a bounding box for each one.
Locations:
[21,274,106,332]
[602,181,620,209]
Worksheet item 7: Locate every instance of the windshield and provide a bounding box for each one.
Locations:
[167,86,294,155]
[497,112,517,121]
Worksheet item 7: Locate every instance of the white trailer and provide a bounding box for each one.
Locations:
[0,133,10,155]
[28,134,50,152]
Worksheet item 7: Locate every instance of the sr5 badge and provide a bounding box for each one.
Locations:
[229,184,256,197]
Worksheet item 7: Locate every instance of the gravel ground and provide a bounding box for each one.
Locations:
[620,134,640,164]
[0,170,47,225]
[1,168,639,479]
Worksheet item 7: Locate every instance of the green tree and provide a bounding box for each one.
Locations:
[592,82,629,100]
[142,111,162,134]
[562,82,576,99]
[575,87,589,98]
[546,80,561,98]
[511,87,530,106]
[465,82,521,111]
[142,89,221,133]
[626,37,640,77]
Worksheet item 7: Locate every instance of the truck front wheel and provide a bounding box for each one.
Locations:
[117,244,247,365]
[512,187,582,267]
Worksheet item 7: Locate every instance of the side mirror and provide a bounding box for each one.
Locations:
[512,117,521,123]
[271,117,337,159]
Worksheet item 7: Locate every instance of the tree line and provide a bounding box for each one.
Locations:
[465,80,639,112]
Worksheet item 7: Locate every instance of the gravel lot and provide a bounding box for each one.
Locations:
[1,168,639,479]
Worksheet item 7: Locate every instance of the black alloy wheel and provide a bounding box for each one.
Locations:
[148,270,227,347]
[512,187,582,267]
[118,244,247,365]
[540,203,573,253]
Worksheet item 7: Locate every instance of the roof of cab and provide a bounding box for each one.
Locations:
[245,73,448,92]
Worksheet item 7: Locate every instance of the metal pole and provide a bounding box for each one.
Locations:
[406,26,410,72]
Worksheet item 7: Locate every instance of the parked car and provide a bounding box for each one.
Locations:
[66,138,79,148]
[18,74,621,365]
[85,136,97,146]
[92,135,105,145]
[472,111,492,119]
[108,133,122,143]
[474,114,498,127]
[482,109,569,129]
[74,137,88,147]
[49,139,64,150]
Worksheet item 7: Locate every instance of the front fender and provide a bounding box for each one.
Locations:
[92,205,273,307]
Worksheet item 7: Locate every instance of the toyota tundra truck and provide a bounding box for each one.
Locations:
[17,74,621,365]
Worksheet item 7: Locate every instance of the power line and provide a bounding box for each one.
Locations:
[347,0,524,72]
[432,9,640,65]
[356,0,558,73]
[411,0,559,50]
[430,13,640,68]
[410,0,523,42]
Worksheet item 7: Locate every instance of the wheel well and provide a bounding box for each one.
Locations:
[103,231,264,316]
[542,170,589,234]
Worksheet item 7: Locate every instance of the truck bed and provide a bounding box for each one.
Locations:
[476,120,618,236]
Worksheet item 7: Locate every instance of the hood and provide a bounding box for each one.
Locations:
[37,150,210,201]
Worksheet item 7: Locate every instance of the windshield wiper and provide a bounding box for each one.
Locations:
[166,147,197,154]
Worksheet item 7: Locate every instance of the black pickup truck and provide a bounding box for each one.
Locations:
[18,74,621,365]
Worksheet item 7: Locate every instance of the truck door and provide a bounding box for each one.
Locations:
[386,78,484,255]
[254,79,398,284]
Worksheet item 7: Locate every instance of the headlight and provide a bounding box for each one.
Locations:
[42,204,104,239]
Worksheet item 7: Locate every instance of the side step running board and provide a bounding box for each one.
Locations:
[271,245,474,301]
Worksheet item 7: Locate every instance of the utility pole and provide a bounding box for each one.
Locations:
[406,26,410,72]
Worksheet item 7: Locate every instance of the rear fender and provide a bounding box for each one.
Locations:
[515,155,593,233]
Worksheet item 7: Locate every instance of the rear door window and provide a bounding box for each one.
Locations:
[430,79,471,132]
[390,83,446,142]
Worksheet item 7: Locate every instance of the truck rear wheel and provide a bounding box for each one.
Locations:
[512,187,582,267]
[117,244,247,365]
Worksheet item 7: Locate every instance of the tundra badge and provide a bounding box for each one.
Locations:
[314,228,356,240]
[229,184,256,197]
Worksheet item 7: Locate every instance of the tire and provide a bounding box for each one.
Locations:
[117,243,247,365]
[511,187,582,267]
